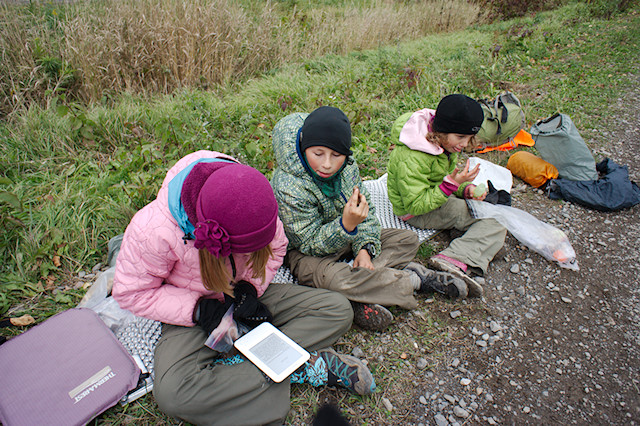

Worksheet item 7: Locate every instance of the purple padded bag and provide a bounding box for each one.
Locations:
[0,308,140,425]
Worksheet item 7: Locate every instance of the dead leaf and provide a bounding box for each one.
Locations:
[53,255,61,267]
[400,352,408,359]
[10,314,35,326]
[45,275,56,290]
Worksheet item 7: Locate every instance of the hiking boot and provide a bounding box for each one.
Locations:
[492,246,507,261]
[318,348,376,395]
[405,262,467,299]
[351,302,393,331]
[428,255,484,298]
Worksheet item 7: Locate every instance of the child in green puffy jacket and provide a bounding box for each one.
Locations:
[386,94,507,296]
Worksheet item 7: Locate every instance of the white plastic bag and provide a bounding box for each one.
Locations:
[467,200,579,271]
[469,157,513,193]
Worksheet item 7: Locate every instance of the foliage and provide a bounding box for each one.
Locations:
[0,0,479,118]
[474,0,565,20]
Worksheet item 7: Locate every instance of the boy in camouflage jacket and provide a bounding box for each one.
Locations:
[271,106,467,330]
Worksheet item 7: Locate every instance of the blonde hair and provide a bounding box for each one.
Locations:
[426,131,480,151]
[198,245,274,293]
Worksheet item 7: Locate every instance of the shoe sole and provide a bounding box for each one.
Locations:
[428,258,484,298]
[322,348,376,395]
[352,303,394,331]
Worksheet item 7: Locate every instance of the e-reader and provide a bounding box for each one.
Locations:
[233,322,310,383]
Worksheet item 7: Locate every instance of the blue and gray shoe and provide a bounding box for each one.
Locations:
[319,348,376,395]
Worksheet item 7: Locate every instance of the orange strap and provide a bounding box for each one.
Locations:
[475,129,535,154]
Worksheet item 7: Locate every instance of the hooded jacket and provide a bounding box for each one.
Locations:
[271,113,381,257]
[112,150,288,326]
[387,108,471,217]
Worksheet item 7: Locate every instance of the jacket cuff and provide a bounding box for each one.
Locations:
[340,218,358,235]
[439,175,459,196]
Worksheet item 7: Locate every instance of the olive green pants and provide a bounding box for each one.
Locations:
[153,283,352,426]
[287,228,420,310]
[407,197,507,274]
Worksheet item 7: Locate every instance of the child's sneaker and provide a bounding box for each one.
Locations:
[428,255,484,298]
[318,348,376,395]
[351,302,393,331]
[405,261,468,298]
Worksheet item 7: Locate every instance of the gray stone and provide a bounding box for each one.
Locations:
[434,413,449,426]
[453,406,470,418]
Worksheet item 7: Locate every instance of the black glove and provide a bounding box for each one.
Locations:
[231,281,273,327]
[194,297,234,335]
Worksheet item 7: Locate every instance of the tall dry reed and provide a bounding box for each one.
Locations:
[1,0,479,116]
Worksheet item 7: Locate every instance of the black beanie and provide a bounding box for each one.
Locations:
[300,106,353,156]
[432,94,484,135]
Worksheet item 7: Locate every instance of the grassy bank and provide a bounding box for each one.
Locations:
[0,0,479,116]
[0,0,638,423]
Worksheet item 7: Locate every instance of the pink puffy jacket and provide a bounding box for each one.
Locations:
[112,151,288,326]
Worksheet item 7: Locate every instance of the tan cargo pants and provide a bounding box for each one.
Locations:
[287,228,421,310]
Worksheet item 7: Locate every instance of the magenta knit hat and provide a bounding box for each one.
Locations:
[192,164,278,257]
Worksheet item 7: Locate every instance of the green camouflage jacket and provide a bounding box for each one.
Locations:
[271,112,381,257]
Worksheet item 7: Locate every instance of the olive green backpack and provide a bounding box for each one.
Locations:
[476,92,526,146]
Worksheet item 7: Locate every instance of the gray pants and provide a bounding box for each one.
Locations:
[287,228,420,310]
[407,197,507,274]
[153,283,352,426]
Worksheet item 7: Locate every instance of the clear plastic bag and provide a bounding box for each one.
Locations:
[204,305,249,353]
[467,200,579,271]
[77,266,136,333]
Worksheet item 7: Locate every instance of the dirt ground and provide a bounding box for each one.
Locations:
[398,77,640,425]
[306,76,640,425]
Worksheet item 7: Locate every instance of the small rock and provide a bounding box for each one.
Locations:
[450,310,462,319]
[91,263,103,273]
[352,347,365,358]
[444,394,456,403]
[460,378,471,386]
[510,264,520,274]
[453,406,470,418]
[417,357,428,370]
[476,340,487,347]
[561,297,572,303]
[434,413,448,426]
[382,397,393,411]
[490,321,502,333]
[419,396,428,405]
[451,358,461,368]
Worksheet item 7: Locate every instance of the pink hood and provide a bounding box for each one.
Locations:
[398,108,444,155]
[112,151,288,326]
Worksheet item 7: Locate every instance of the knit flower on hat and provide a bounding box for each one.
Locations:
[194,220,231,257]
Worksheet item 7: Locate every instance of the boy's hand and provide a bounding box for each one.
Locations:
[353,249,375,270]
[342,187,369,232]
[450,159,480,184]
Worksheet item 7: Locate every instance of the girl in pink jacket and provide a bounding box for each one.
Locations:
[112,151,374,426]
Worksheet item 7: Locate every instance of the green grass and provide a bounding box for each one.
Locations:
[1,0,639,423]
